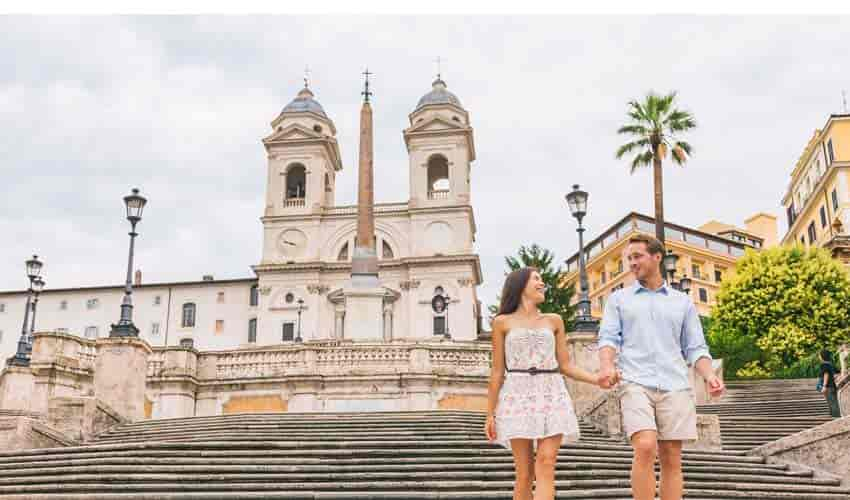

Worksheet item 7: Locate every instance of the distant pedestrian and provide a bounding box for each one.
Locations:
[819,349,841,418]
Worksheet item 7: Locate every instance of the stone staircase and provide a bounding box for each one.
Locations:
[698,378,835,453]
[0,410,847,499]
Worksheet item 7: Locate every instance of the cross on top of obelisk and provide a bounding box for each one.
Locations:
[303,65,311,89]
[362,68,373,103]
[435,56,443,80]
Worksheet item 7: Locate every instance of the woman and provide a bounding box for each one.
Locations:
[819,349,841,418]
[484,267,609,500]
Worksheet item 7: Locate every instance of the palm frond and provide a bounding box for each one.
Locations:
[615,138,650,159]
[617,124,650,136]
[630,150,653,173]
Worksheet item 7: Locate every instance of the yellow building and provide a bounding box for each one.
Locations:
[781,114,850,264]
[562,212,777,317]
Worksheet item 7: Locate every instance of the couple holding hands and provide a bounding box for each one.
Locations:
[484,233,725,500]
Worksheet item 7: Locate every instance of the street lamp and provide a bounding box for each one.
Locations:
[663,249,679,285]
[7,255,43,366]
[443,294,451,340]
[679,275,692,295]
[295,298,304,342]
[110,188,147,337]
[565,184,598,332]
[26,277,45,353]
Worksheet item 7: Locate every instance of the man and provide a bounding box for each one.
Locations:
[597,234,724,500]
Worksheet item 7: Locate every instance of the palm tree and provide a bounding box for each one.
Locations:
[615,91,696,246]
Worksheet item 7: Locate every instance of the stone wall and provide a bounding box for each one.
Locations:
[751,416,850,486]
[838,374,849,417]
[47,397,125,442]
[0,416,76,451]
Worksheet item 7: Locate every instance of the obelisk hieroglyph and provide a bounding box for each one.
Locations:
[344,69,386,341]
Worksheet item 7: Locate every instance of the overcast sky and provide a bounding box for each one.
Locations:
[1,16,848,312]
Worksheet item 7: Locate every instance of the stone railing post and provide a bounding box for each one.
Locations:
[148,346,199,420]
[566,331,602,416]
[0,365,35,412]
[30,331,93,415]
[93,337,151,422]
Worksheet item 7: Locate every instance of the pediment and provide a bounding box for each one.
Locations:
[263,124,322,143]
[407,116,465,134]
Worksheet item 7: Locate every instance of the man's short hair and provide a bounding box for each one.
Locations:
[628,233,666,256]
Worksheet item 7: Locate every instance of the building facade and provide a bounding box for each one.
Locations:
[781,114,850,264]
[562,212,776,317]
[0,78,491,415]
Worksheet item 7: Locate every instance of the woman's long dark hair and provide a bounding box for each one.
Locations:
[496,267,537,316]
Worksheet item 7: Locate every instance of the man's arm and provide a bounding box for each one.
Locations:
[597,293,623,388]
[681,300,724,397]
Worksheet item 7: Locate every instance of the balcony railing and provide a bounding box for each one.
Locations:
[284,197,306,208]
[428,189,450,200]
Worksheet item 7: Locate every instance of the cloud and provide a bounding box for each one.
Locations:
[1,15,848,316]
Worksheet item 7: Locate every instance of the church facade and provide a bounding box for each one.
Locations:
[0,77,493,417]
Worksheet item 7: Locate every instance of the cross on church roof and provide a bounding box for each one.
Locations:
[435,56,443,80]
[362,68,373,103]
[304,65,311,89]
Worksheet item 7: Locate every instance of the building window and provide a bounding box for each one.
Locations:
[285,293,295,304]
[215,319,224,334]
[800,235,806,246]
[807,221,817,244]
[84,326,98,339]
[827,139,835,164]
[433,316,447,336]
[597,296,605,311]
[179,338,194,349]
[181,303,196,328]
[691,264,702,280]
[616,260,624,275]
[154,295,161,306]
[698,288,708,303]
[0,303,4,313]
[151,322,161,336]
[60,300,67,310]
[285,163,307,200]
[250,285,259,306]
[820,206,828,228]
[217,292,225,304]
[714,269,724,283]
[833,189,839,211]
[382,240,394,259]
[600,271,607,285]
[86,298,100,310]
[282,322,295,342]
[786,204,796,229]
[337,242,349,261]
[248,318,257,343]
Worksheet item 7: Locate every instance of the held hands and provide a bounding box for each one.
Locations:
[597,367,621,389]
[706,375,725,398]
[484,414,496,442]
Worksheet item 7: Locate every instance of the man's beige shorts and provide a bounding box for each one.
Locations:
[619,381,697,441]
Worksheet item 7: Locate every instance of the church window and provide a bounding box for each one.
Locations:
[154,295,161,306]
[215,320,225,334]
[282,322,295,342]
[427,154,450,199]
[382,240,395,259]
[217,292,225,304]
[285,292,295,304]
[86,298,100,310]
[248,318,257,343]
[182,303,196,328]
[337,242,349,261]
[324,173,332,192]
[434,286,445,296]
[151,322,161,336]
[433,316,446,336]
[313,124,323,133]
[250,285,259,306]
[179,338,194,349]
[84,326,98,339]
[285,164,307,200]
[452,116,460,122]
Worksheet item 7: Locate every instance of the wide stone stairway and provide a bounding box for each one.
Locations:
[0,405,847,499]
[697,378,835,453]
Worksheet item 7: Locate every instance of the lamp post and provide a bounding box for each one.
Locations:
[26,277,45,354]
[443,294,451,340]
[8,255,43,366]
[565,184,599,332]
[295,298,304,343]
[679,275,692,296]
[663,249,679,289]
[110,188,147,338]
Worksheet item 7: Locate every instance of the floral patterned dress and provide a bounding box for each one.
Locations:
[494,327,581,450]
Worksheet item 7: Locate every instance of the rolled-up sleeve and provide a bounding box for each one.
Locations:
[681,300,712,365]
[597,292,623,352]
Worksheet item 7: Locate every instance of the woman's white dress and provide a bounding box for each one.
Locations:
[494,327,581,450]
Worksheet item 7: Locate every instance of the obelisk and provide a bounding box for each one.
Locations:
[344,69,385,341]
[351,69,379,287]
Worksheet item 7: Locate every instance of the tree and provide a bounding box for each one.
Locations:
[711,245,850,375]
[488,244,576,330]
[615,91,696,246]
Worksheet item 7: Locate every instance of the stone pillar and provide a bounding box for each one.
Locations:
[0,366,35,412]
[382,303,394,341]
[343,288,385,342]
[30,332,93,416]
[334,307,345,340]
[152,347,198,419]
[565,331,603,416]
[93,337,152,422]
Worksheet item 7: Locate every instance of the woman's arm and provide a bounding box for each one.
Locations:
[552,314,599,385]
[486,316,507,417]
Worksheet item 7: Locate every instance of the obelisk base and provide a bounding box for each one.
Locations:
[342,286,385,342]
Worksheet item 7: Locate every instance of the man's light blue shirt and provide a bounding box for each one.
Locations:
[598,281,712,392]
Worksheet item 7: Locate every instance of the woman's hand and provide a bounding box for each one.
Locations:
[484,414,497,441]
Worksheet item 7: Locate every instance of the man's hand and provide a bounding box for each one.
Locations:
[598,366,620,389]
[706,375,725,398]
